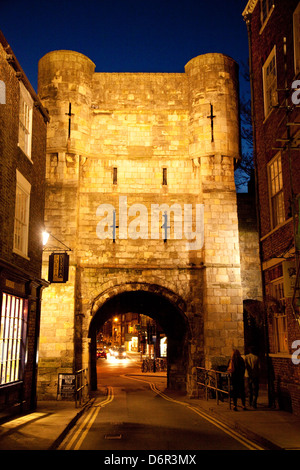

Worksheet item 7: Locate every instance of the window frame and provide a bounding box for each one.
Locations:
[13,170,31,259]
[262,46,278,119]
[293,3,300,76]
[0,80,5,104]
[265,265,288,354]
[267,152,285,229]
[260,0,274,27]
[18,81,33,160]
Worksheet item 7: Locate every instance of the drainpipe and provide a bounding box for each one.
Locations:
[244,13,274,407]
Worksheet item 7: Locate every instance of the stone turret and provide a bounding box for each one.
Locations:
[185,54,244,367]
[185,53,240,162]
[38,50,95,155]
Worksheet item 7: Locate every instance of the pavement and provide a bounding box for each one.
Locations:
[0,368,300,451]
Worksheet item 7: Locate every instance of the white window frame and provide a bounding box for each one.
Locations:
[13,170,31,258]
[265,265,288,354]
[293,3,300,76]
[18,81,33,159]
[262,46,278,119]
[0,80,5,104]
[268,152,285,229]
[260,0,274,27]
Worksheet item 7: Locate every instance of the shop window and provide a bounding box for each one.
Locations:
[0,293,28,385]
[268,153,285,228]
[18,82,33,159]
[13,170,31,258]
[262,46,278,118]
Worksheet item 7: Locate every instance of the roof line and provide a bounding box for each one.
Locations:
[0,30,49,122]
[242,0,259,17]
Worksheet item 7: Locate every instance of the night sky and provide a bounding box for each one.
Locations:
[1,0,249,91]
[1,0,251,190]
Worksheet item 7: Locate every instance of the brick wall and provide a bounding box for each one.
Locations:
[245,0,300,415]
[0,34,48,414]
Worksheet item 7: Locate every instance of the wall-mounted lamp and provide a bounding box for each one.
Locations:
[42,230,72,284]
[42,231,50,246]
[42,230,71,252]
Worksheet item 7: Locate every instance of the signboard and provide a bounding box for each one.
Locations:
[48,252,69,283]
[57,373,75,399]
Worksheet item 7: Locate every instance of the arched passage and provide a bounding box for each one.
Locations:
[88,284,189,391]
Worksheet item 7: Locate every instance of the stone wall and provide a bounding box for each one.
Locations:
[37,50,244,398]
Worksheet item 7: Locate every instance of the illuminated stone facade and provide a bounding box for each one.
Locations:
[37,50,245,398]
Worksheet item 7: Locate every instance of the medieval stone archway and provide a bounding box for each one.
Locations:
[88,283,189,391]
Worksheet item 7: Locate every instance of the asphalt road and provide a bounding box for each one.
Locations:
[58,353,259,452]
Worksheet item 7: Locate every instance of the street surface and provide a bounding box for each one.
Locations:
[58,353,263,451]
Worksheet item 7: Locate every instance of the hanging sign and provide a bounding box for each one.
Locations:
[48,252,69,283]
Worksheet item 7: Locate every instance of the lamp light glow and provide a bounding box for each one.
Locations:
[42,231,50,246]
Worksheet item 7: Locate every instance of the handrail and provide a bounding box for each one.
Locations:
[196,366,231,409]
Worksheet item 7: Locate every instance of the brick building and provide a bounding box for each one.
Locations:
[0,32,49,418]
[243,0,300,414]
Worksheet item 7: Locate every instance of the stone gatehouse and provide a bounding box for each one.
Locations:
[37,49,255,399]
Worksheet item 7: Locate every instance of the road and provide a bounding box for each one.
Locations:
[58,353,262,452]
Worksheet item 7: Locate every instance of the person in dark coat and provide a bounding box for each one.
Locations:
[244,348,260,408]
[228,349,246,411]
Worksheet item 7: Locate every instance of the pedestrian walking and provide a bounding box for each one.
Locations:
[228,349,246,411]
[244,347,260,408]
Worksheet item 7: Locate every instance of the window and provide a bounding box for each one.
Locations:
[262,46,278,118]
[261,0,273,25]
[13,171,31,258]
[0,80,5,104]
[293,3,300,75]
[113,167,118,185]
[268,153,285,228]
[0,293,28,385]
[265,265,288,353]
[162,168,167,186]
[274,311,288,353]
[18,82,33,158]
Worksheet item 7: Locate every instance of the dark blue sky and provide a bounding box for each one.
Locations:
[1,0,250,93]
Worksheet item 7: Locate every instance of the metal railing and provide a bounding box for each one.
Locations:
[141,357,167,373]
[196,366,231,409]
[75,368,89,408]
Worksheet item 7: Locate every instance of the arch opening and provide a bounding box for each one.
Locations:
[88,289,189,392]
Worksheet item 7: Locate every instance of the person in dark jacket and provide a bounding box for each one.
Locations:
[244,348,260,408]
[228,349,246,411]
